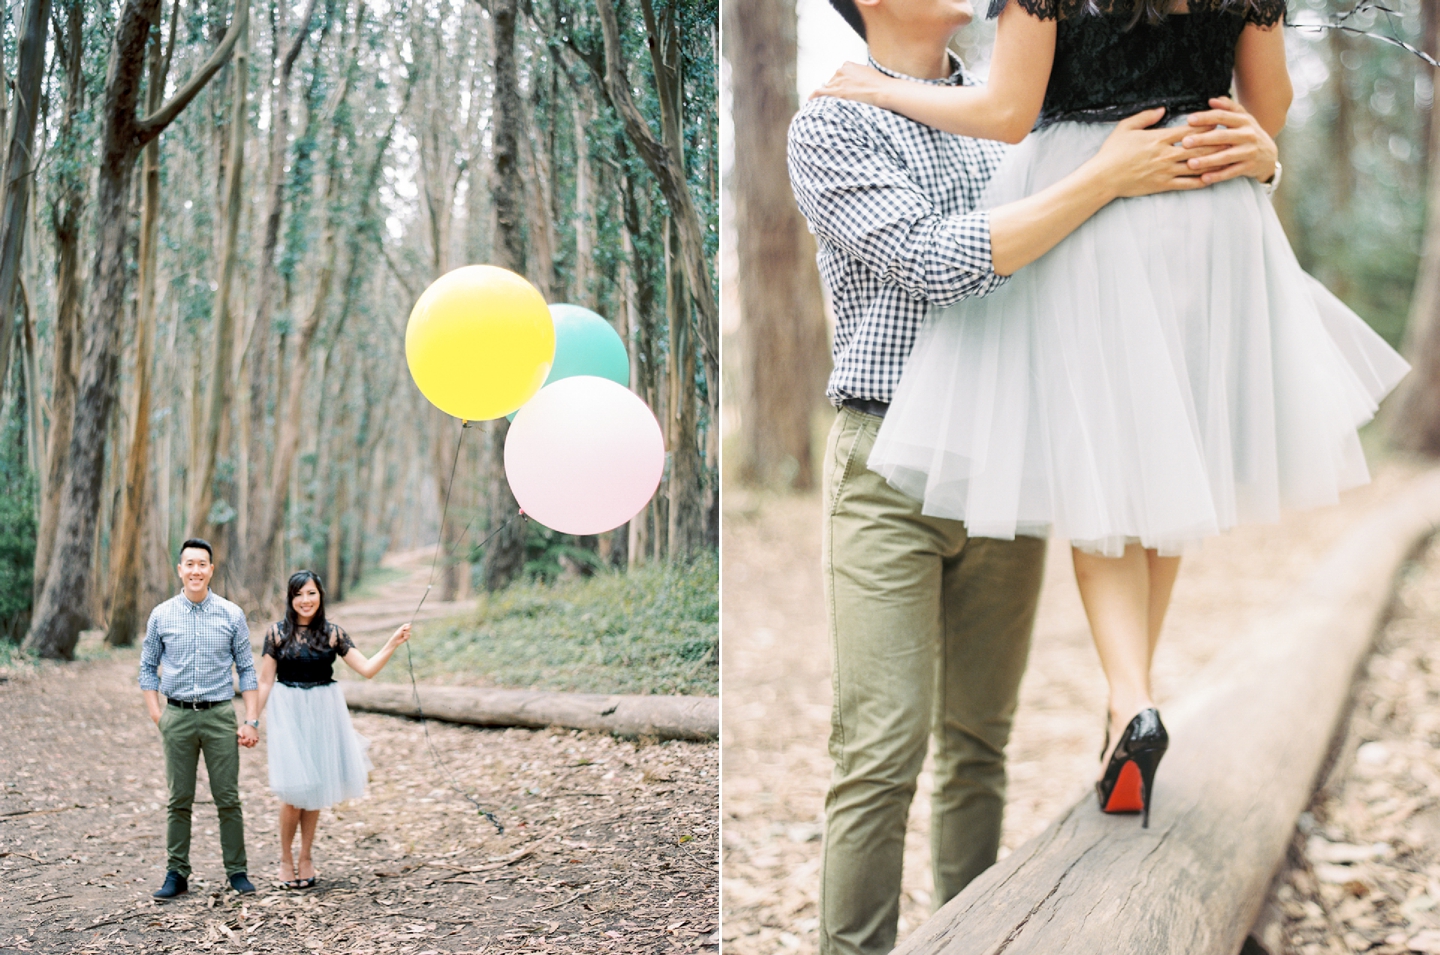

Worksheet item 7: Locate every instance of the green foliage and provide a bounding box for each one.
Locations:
[1280,0,1429,345]
[375,554,718,696]
[0,381,35,644]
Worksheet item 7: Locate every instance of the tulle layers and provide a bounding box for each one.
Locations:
[266,682,373,810]
[868,121,1409,557]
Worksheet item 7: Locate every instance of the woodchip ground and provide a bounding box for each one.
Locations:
[0,557,718,954]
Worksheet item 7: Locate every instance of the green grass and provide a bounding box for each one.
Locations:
[345,565,408,601]
[381,554,718,697]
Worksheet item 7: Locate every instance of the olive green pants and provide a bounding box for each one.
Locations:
[819,408,1046,955]
[158,703,247,878]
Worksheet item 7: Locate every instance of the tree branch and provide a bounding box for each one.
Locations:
[135,0,249,144]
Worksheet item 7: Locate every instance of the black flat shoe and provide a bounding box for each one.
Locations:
[153,871,188,899]
[1095,707,1168,828]
[228,872,256,894]
[293,876,317,889]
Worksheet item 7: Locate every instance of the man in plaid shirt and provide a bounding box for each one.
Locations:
[788,0,1280,950]
[139,538,260,899]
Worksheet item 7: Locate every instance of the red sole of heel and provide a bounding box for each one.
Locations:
[1103,760,1144,813]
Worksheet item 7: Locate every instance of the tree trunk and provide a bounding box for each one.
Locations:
[107,14,174,648]
[32,0,89,597]
[243,0,320,580]
[25,0,247,659]
[665,219,704,558]
[728,0,830,490]
[572,96,595,307]
[191,22,249,545]
[0,0,53,398]
[481,0,527,593]
[593,0,718,398]
[1389,5,1440,454]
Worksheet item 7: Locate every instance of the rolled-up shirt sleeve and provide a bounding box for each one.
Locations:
[788,103,1007,307]
[138,609,162,692]
[231,610,258,693]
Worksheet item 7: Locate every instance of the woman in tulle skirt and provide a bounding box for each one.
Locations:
[816,0,1409,821]
[257,570,411,887]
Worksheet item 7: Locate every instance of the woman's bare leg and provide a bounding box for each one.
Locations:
[297,809,321,880]
[279,803,301,882]
[1072,543,1181,764]
[1145,550,1181,665]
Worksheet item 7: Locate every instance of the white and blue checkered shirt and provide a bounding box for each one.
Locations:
[787,55,1009,406]
[138,590,257,702]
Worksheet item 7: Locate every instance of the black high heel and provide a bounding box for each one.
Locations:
[1095,708,1168,828]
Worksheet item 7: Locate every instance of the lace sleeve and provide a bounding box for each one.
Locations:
[261,623,279,658]
[987,0,1060,20]
[1244,0,1285,26]
[329,624,355,656]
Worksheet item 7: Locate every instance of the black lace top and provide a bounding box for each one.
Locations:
[987,0,1288,128]
[262,621,355,687]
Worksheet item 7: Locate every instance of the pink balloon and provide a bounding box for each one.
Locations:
[504,376,665,536]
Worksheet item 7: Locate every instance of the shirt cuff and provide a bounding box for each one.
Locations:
[932,211,1007,303]
[138,673,160,692]
[236,673,259,693]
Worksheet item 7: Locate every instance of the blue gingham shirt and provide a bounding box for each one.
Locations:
[138,591,257,702]
[788,55,1009,405]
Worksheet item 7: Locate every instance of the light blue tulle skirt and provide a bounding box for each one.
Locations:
[266,682,372,810]
[867,120,1410,556]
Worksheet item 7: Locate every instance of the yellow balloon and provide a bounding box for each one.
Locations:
[405,265,555,420]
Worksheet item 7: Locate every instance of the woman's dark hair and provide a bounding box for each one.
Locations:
[281,570,328,644]
[829,0,867,38]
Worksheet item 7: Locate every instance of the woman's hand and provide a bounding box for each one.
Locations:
[1179,97,1278,186]
[811,62,896,109]
[386,623,412,650]
[1088,108,1211,199]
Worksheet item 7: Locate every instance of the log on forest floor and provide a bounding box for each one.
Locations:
[895,469,1440,955]
[341,680,718,741]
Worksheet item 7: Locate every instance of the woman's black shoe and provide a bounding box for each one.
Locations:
[1095,707,1168,828]
[152,871,188,899]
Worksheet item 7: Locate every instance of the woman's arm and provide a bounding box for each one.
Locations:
[258,655,277,713]
[812,4,1055,144]
[1232,22,1291,137]
[340,624,412,680]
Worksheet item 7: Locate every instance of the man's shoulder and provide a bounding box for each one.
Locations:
[789,95,883,147]
[209,592,247,621]
[148,593,183,619]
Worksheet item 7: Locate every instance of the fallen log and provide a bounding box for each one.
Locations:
[341,681,718,741]
[896,469,1440,955]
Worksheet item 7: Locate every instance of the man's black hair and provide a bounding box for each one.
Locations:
[829,0,867,39]
[179,538,213,562]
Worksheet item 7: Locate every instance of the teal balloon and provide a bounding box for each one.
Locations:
[546,304,630,387]
[508,305,630,420]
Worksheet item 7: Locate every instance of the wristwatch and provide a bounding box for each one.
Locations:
[1263,161,1283,197]
[243,719,260,729]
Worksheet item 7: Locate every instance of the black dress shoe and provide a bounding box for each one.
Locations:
[228,872,256,894]
[152,871,188,899]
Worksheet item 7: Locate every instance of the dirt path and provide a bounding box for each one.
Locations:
[1,554,718,954]
[720,458,1424,954]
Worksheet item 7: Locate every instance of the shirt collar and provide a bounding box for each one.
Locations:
[868,50,971,87]
[182,590,213,612]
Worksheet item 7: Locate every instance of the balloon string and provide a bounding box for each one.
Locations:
[400,419,525,835]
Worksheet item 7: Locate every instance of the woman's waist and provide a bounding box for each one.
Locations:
[1036,95,1220,131]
